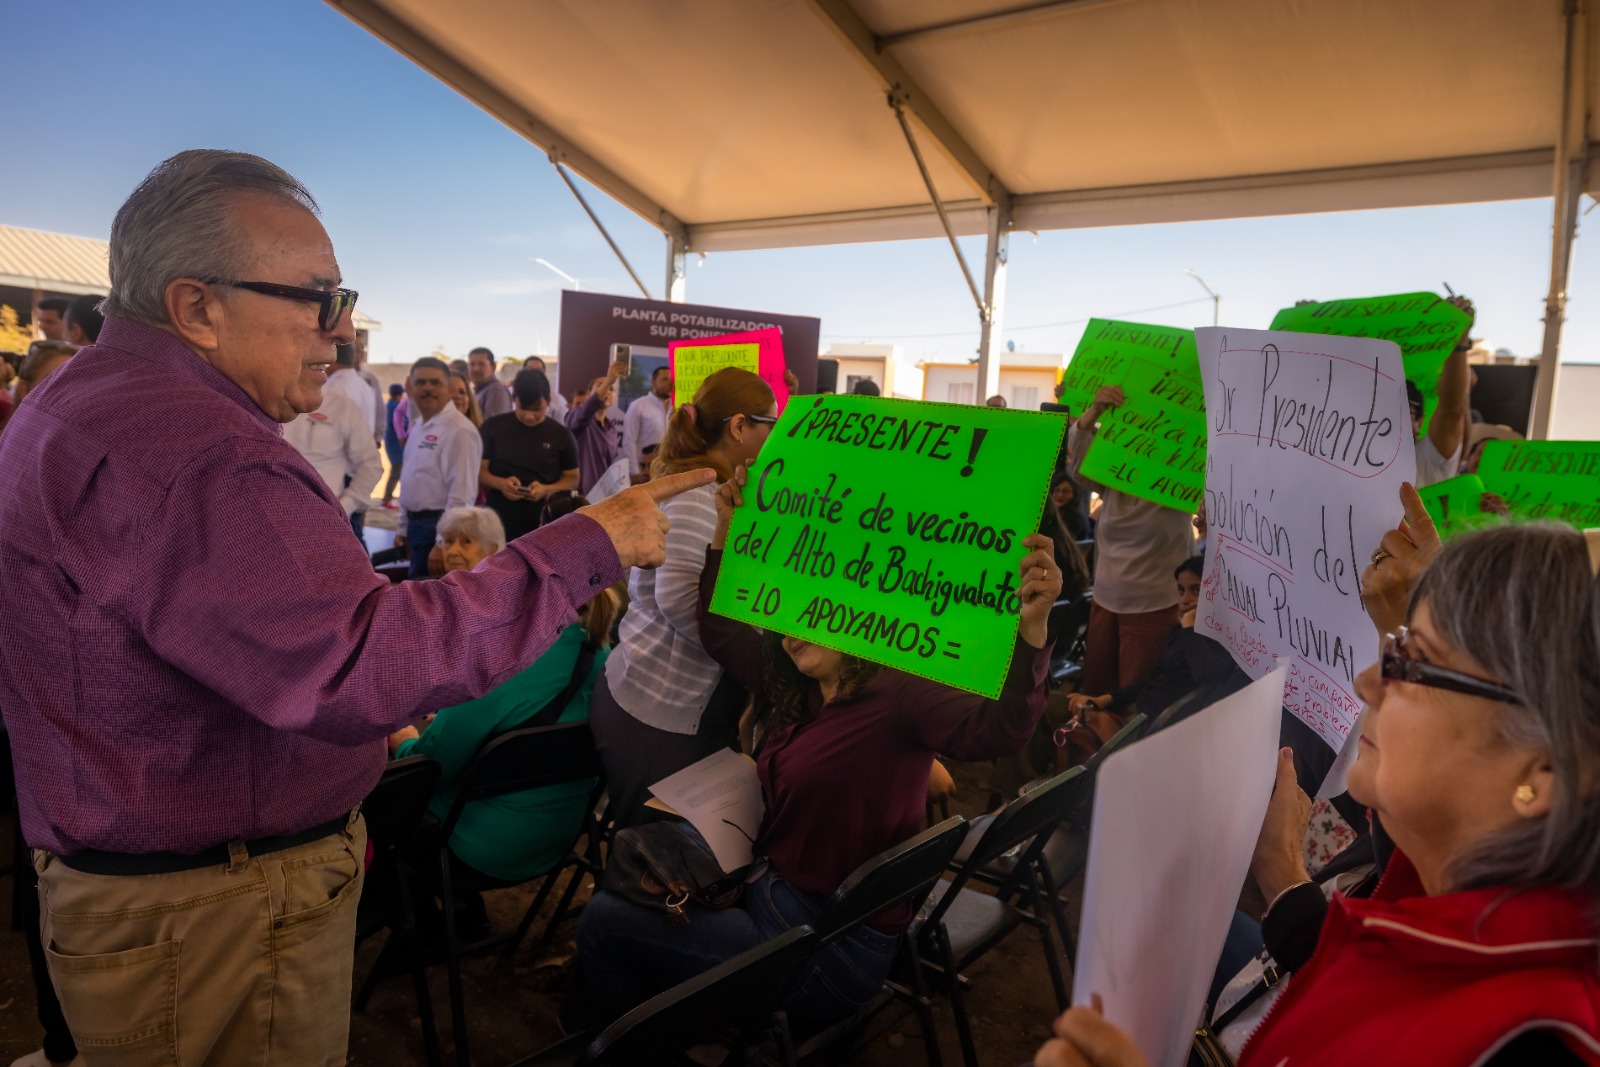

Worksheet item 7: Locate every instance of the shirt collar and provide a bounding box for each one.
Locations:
[94,315,283,433]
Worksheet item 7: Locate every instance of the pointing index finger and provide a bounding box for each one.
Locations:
[1398,482,1438,543]
[644,467,718,503]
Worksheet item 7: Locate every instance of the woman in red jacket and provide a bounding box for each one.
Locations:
[1037,521,1600,1067]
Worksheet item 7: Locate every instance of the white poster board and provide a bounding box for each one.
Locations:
[1194,327,1413,761]
[585,458,631,504]
[649,749,765,873]
[1072,666,1286,1067]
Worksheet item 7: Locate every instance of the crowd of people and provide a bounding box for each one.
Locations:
[0,147,1596,1067]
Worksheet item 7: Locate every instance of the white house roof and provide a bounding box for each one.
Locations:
[0,224,383,329]
[0,225,111,296]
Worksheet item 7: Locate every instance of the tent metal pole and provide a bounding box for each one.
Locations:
[890,96,985,317]
[665,233,688,303]
[1530,0,1587,439]
[977,203,1011,404]
[552,159,654,300]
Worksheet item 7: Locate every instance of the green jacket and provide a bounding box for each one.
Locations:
[395,624,605,881]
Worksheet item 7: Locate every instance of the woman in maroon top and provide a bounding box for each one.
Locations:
[574,464,1059,1025]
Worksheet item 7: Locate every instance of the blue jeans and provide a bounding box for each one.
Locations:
[577,866,899,1024]
[406,511,440,579]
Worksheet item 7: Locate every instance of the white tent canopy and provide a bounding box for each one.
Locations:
[327,0,1593,433]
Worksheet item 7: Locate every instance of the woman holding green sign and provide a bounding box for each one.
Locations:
[573,462,1062,1026]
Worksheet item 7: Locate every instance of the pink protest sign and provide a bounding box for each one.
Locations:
[669,328,789,411]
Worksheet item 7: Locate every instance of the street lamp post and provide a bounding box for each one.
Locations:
[1184,268,1220,327]
[531,258,580,290]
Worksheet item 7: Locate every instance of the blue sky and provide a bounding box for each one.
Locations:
[11,0,1598,368]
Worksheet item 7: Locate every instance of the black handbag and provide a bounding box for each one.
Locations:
[602,821,748,926]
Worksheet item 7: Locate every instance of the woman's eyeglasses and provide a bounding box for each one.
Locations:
[199,278,359,332]
[724,413,778,426]
[1380,626,1522,705]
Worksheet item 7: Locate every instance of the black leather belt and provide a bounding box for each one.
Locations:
[408,509,444,519]
[58,815,352,876]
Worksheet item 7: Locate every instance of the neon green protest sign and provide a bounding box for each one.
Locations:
[671,343,760,409]
[1416,473,1498,541]
[1057,319,1205,511]
[1269,293,1471,433]
[710,394,1068,697]
[1476,440,1600,527]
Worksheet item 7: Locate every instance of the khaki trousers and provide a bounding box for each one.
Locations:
[34,813,366,1066]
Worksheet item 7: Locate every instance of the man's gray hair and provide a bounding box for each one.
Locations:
[102,150,319,325]
[436,507,507,556]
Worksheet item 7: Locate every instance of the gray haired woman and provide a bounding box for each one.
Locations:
[1036,520,1600,1067]
[431,505,505,574]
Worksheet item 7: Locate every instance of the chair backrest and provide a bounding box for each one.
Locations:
[1142,685,1210,736]
[962,766,1086,874]
[440,721,603,837]
[1047,594,1093,645]
[362,755,442,846]
[1082,712,1147,775]
[579,926,818,1067]
[926,767,1087,925]
[813,816,969,944]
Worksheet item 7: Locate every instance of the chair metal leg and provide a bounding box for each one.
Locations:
[1025,867,1070,1012]
[904,937,946,1067]
[771,1008,798,1067]
[397,860,445,1067]
[537,860,592,952]
[1036,859,1078,973]
[440,849,471,1067]
[934,927,979,1067]
[503,864,563,961]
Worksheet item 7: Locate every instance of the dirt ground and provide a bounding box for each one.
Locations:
[1,757,1074,1066]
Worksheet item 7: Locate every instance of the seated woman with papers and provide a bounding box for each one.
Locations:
[571,464,1061,1027]
[1033,519,1600,1067]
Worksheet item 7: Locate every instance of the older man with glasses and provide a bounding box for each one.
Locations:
[0,149,711,1064]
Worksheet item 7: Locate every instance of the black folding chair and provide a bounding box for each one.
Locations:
[353,755,445,1067]
[510,926,818,1067]
[785,816,972,1067]
[1047,593,1094,688]
[910,767,1088,1067]
[434,721,604,1067]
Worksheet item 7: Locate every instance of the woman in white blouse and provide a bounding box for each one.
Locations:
[589,368,778,826]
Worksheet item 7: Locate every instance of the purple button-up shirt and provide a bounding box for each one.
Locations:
[0,318,622,855]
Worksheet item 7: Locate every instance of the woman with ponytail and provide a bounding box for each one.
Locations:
[589,367,779,826]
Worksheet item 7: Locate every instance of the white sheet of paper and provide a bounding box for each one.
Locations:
[586,458,631,504]
[1194,327,1414,761]
[1072,666,1286,1067]
[648,749,765,873]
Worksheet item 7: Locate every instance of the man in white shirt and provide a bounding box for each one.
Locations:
[622,365,673,482]
[399,357,483,578]
[1410,295,1476,487]
[324,343,380,439]
[469,346,513,420]
[283,389,382,541]
[354,332,386,444]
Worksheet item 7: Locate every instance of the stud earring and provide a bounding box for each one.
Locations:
[1514,784,1536,804]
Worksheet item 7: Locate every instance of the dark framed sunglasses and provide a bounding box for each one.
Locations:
[1380,626,1521,705]
[726,413,778,426]
[199,278,359,332]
